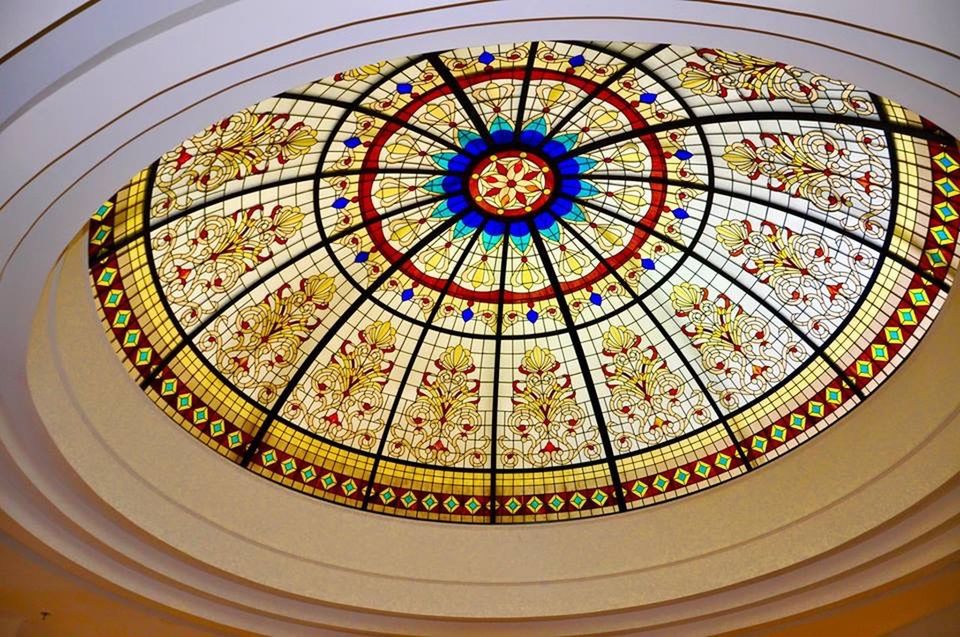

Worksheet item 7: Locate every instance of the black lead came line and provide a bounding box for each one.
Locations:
[549,213,753,471]
[593,173,951,294]
[93,167,456,264]
[512,41,539,135]
[529,224,628,512]
[240,211,469,467]
[277,91,465,156]
[542,43,670,142]
[572,42,868,403]
[361,224,485,510]
[572,195,867,402]
[557,110,953,164]
[138,193,452,390]
[489,229,512,522]
[426,53,493,146]
[100,51,446,265]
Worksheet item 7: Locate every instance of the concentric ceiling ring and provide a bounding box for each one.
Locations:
[87,41,959,523]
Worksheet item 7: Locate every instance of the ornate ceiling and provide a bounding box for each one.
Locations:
[87,41,958,523]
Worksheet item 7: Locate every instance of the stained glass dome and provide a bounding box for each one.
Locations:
[88,41,959,523]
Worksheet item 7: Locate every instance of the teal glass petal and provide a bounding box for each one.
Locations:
[457,128,482,149]
[490,116,513,134]
[523,116,547,136]
[577,179,601,198]
[481,230,502,251]
[430,152,459,170]
[574,156,598,173]
[566,203,587,222]
[554,132,580,151]
[510,232,531,253]
[421,177,448,194]
[453,220,474,239]
[540,220,562,242]
[431,200,456,219]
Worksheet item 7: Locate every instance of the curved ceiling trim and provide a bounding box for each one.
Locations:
[1,2,959,633]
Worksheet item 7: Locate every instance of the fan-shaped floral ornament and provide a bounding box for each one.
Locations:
[88,41,959,522]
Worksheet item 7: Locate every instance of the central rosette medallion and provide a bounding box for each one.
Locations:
[468,151,555,216]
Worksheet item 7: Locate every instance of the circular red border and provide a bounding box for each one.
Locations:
[356,66,669,303]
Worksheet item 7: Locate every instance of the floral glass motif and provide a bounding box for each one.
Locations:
[88,41,959,523]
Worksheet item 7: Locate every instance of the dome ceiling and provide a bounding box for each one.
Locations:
[87,41,958,523]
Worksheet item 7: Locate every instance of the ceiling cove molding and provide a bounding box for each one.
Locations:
[1,1,958,633]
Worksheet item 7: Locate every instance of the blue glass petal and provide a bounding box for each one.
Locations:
[463,138,488,155]
[463,210,484,228]
[550,198,572,216]
[344,136,362,148]
[560,179,583,197]
[542,140,567,158]
[478,51,495,65]
[354,251,369,263]
[491,129,513,145]
[558,156,598,176]
[641,258,655,270]
[569,54,585,67]
[442,176,462,193]
[590,292,602,306]
[520,129,545,146]
[526,309,539,323]
[448,153,471,172]
[640,92,657,104]
[672,208,689,219]
[332,197,349,209]
[509,221,530,237]
[486,219,506,236]
[533,212,555,230]
[447,194,470,214]
[462,307,475,321]
[675,149,694,160]
[561,179,600,198]
[396,82,413,94]
[401,288,414,301]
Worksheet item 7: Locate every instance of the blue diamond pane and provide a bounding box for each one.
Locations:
[343,136,362,148]
[569,54,585,67]
[639,92,657,104]
[354,251,369,263]
[478,51,495,65]
[590,293,602,306]
[673,208,689,219]
[526,310,539,323]
[675,149,694,160]
[641,258,655,270]
[462,308,474,322]
[396,82,413,94]
[332,197,349,209]
[401,289,414,301]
